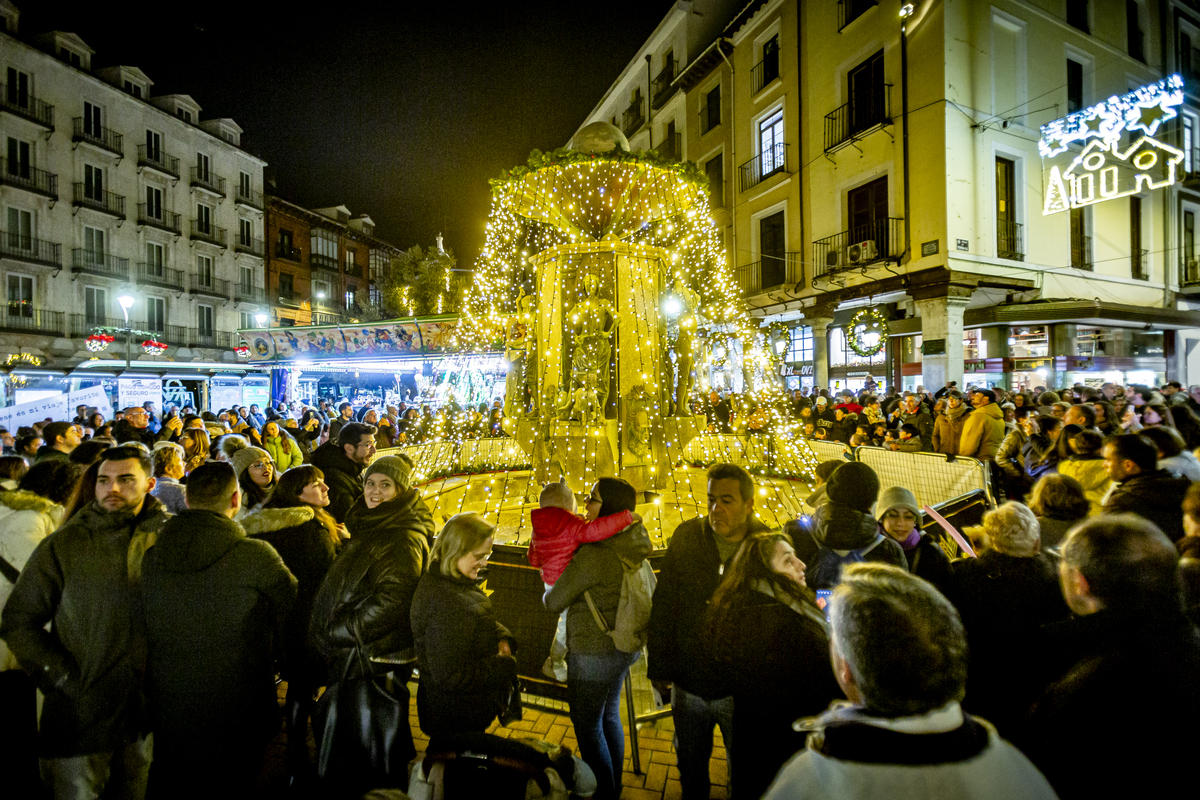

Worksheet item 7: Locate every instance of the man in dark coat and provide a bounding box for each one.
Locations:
[0,446,170,799]
[1102,433,1191,541]
[34,420,80,463]
[112,406,179,448]
[1023,515,1200,800]
[897,393,934,451]
[140,462,297,798]
[310,421,377,523]
[327,402,355,444]
[647,463,770,800]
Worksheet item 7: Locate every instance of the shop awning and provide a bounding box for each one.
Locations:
[889,299,1200,335]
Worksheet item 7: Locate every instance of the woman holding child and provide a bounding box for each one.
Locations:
[544,477,651,800]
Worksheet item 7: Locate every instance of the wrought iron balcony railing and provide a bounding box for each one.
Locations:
[997,220,1024,261]
[1132,248,1149,281]
[623,99,645,136]
[752,48,780,95]
[311,252,338,272]
[190,329,233,349]
[655,132,682,162]
[73,118,123,157]
[738,143,788,192]
[190,167,226,197]
[235,235,264,257]
[0,306,64,334]
[652,61,677,109]
[191,220,227,247]
[0,83,55,129]
[0,231,61,268]
[1,159,57,199]
[235,186,264,210]
[71,249,130,279]
[235,284,267,304]
[735,252,803,296]
[137,145,180,178]
[1071,234,1093,271]
[825,86,892,152]
[136,262,185,291]
[73,184,126,219]
[192,274,229,299]
[812,218,906,279]
[275,244,302,261]
[137,204,182,235]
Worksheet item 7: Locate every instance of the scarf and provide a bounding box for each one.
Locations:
[899,529,922,551]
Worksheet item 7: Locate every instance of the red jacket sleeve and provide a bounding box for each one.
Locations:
[570,510,634,546]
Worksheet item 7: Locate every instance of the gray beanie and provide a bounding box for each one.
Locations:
[363,455,412,492]
[875,485,921,521]
[231,445,272,478]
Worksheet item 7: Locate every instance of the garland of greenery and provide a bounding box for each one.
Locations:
[847,307,888,358]
[89,325,163,340]
[490,145,710,195]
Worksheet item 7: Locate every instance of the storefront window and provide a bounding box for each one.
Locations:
[787,325,813,362]
[1009,326,1048,358]
[830,326,886,368]
[963,329,986,360]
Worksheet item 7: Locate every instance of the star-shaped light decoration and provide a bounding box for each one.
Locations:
[1040,73,1184,159]
[1127,100,1177,137]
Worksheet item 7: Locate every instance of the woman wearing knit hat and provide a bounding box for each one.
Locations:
[308,453,434,790]
[875,486,952,592]
[229,438,276,518]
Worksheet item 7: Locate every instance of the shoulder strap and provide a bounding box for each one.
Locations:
[0,554,20,584]
[860,533,885,557]
[582,590,610,634]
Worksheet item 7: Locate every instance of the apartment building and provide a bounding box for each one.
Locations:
[576,0,1200,393]
[264,196,399,328]
[0,1,268,381]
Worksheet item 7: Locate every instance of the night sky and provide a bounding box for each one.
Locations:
[22,1,675,263]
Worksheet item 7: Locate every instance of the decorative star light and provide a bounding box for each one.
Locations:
[1039,74,1184,159]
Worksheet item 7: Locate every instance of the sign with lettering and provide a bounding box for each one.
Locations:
[118,377,163,410]
[68,385,114,420]
[0,395,68,430]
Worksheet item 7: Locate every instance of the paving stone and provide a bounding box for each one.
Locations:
[620,788,664,800]
[663,778,684,800]
[649,750,677,766]
[621,771,646,789]
[644,762,669,792]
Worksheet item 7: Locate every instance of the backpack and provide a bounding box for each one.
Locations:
[583,554,656,653]
[808,533,887,590]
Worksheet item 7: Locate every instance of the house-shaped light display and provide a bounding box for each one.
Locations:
[1043,136,1184,215]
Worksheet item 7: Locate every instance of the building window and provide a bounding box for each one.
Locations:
[240,312,254,329]
[145,130,161,161]
[147,297,166,332]
[1185,211,1196,282]
[145,242,164,276]
[702,85,721,134]
[241,265,254,290]
[84,164,104,200]
[345,289,356,311]
[279,273,294,296]
[196,152,211,182]
[177,108,192,124]
[239,218,252,246]
[848,176,890,252]
[788,326,813,363]
[85,286,107,324]
[704,155,723,208]
[83,101,102,137]
[346,249,356,274]
[196,203,212,234]
[123,80,142,98]
[198,304,214,336]
[1127,1,1144,61]
[311,228,338,267]
[6,206,32,250]
[1066,0,1088,33]
[145,186,162,221]
[239,171,251,198]
[197,254,213,286]
[6,68,30,111]
[1131,196,1147,280]
[996,156,1022,260]
[7,273,33,317]
[849,50,886,135]
[759,110,784,174]
[1070,207,1091,270]
[759,211,786,287]
[754,35,780,93]
[1184,32,1200,81]
[84,226,105,260]
[59,49,82,68]
[1066,59,1084,113]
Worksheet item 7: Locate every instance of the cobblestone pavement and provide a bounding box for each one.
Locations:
[258,681,728,799]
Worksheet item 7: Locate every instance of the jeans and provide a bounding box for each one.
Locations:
[40,734,154,800]
[672,686,733,800]
[567,649,639,800]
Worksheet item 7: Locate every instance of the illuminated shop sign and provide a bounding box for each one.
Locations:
[1040,74,1185,215]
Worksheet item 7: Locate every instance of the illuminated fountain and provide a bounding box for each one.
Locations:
[399,123,817,546]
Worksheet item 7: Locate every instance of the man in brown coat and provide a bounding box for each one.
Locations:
[960,389,1006,462]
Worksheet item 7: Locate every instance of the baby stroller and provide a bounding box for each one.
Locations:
[407,731,595,800]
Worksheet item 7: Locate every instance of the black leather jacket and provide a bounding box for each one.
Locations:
[308,488,433,683]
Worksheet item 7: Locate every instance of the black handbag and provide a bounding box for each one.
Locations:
[312,637,416,790]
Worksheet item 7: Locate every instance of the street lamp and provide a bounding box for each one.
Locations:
[255,313,269,328]
[117,294,136,373]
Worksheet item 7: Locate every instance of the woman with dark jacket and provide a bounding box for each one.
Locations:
[945,502,1070,737]
[1021,414,1061,480]
[874,485,952,591]
[544,477,651,800]
[241,465,340,783]
[410,512,518,737]
[704,532,839,800]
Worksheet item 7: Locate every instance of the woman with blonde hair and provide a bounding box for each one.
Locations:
[178,427,211,473]
[410,512,518,737]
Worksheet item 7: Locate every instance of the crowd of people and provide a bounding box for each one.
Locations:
[0,381,1197,800]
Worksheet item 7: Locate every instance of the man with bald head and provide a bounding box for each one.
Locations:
[1024,515,1200,800]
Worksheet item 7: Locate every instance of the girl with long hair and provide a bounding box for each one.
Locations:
[705,532,839,800]
[178,428,211,474]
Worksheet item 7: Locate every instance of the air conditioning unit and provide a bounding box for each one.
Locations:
[848,240,878,264]
[825,249,842,269]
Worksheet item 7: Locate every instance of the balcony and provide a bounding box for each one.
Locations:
[72,118,123,157]
[277,287,301,307]
[73,184,126,219]
[71,249,130,280]
[1132,248,1149,281]
[235,284,267,305]
[1183,258,1200,287]
[191,220,227,248]
[812,217,905,279]
[738,143,788,192]
[313,312,342,326]
[137,204,182,235]
[655,132,682,162]
[1,159,57,199]
[735,252,803,296]
[824,86,892,153]
[145,323,189,346]
[623,98,645,137]
[190,167,226,197]
[838,0,877,31]
[275,243,302,262]
[71,315,126,337]
[136,262,185,291]
[652,61,677,109]
[0,231,61,268]
[311,251,339,273]
[190,329,233,349]
[192,274,229,299]
[313,294,340,312]
[752,48,780,95]
[0,306,65,335]
[235,234,264,257]
[1071,235,1093,271]
[0,84,55,130]
[137,145,179,179]
[235,186,263,210]
[997,220,1024,262]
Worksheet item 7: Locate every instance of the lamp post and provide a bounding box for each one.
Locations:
[117,294,135,373]
[255,313,268,328]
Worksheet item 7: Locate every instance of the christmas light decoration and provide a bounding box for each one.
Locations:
[847,307,888,358]
[1038,74,1183,159]
[85,334,115,352]
[142,339,167,356]
[234,346,251,359]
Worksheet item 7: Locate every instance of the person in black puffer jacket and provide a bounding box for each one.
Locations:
[793,461,906,590]
[241,465,341,784]
[944,502,1069,738]
[410,512,518,738]
[308,455,433,791]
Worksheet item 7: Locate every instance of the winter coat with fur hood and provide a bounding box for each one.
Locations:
[0,490,63,669]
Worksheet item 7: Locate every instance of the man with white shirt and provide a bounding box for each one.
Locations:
[763,564,1057,800]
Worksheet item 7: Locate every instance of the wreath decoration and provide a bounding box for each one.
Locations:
[847,307,888,358]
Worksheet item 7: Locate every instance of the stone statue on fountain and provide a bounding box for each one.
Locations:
[567,272,619,415]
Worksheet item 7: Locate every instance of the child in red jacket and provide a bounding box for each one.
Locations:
[529,478,635,680]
